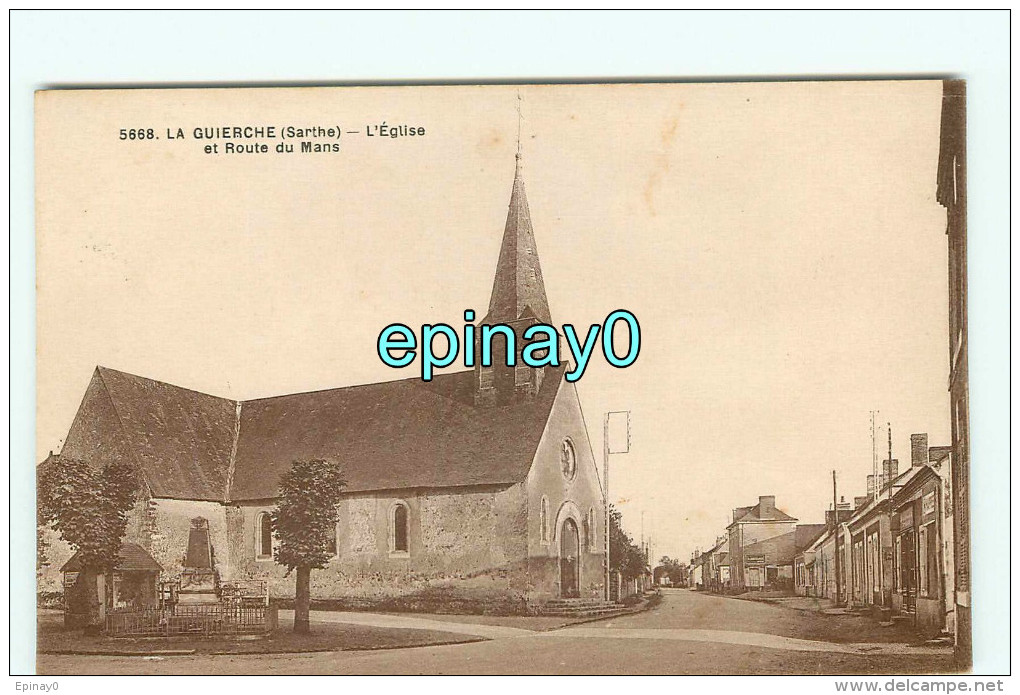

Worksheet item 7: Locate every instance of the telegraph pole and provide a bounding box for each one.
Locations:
[833,469,841,605]
[887,422,893,496]
[870,410,880,501]
[603,410,630,602]
[603,413,610,601]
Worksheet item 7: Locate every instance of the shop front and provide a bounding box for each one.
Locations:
[891,470,946,637]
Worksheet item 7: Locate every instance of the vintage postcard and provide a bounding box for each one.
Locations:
[35,81,969,675]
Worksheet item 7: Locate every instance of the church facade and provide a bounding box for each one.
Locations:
[39,157,607,614]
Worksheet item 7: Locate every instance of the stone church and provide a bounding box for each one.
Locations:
[39,155,607,613]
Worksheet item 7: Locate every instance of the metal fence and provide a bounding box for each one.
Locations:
[106,603,273,637]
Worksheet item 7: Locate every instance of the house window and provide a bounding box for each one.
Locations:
[560,439,577,481]
[390,502,410,555]
[587,507,597,550]
[256,512,273,559]
[540,496,549,543]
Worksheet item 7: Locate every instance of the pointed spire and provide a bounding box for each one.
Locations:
[485,155,552,325]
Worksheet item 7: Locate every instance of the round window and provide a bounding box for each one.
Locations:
[560,439,577,480]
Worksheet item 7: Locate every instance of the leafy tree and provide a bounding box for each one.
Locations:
[657,556,686,585]
[37,457,138,631]
[37,530,50,584]
[270,458,346,634]
[608,505,647,580]
[37,503,50,581]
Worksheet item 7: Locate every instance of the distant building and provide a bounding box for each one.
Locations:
[727,496,798,591]
[792,524,827,596]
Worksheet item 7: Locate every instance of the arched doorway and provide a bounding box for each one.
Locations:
[560,518,580,598]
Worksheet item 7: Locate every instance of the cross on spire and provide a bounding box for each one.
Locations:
[516,91,523,159]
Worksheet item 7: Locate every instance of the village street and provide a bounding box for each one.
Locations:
[38,589,956,675]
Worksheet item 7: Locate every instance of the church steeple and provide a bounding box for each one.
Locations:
[475,155,557,407]
[484,154,552,325]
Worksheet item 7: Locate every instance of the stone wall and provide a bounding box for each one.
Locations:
[230,484,531,614]
[143,498,231,582]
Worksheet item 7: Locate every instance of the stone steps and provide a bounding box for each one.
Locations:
[538,598,624,617]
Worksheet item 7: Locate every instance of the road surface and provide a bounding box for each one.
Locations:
[37,589,957,675]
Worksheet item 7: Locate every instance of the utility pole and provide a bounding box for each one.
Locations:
[603,410,630,602]
[833,469,841,606]
[887,422,893,497]
[870,410,879,501]
[603,413,610,601]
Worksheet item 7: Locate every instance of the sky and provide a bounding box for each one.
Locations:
[36,81,950,563]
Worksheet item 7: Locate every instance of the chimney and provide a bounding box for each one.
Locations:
[758,495,776,516]
[883,458,899,479]
[911,433,929,468]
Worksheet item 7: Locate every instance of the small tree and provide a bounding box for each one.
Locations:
[271,458,346,634]
[37,457,138,631]
[658,556,685,585]
[37,503,50,582]
[608,504,646,580]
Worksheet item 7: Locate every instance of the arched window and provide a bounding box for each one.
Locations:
[256,512,273,559]
[588,507,597,551]
[540,496,550,543]
[390,502,410,554]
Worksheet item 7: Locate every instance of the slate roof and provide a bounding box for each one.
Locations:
[731,505,754,523]
[485,156,552,324]
[230,365,563,500]
[728,501,797,527]
[96,367,238,501]
[61,542,162,573]
[794,524,827,552]
[742,531,797,565]
[62,364,565,502]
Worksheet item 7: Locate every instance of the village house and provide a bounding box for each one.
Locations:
[794,499,852,599]
[38,155,608,614]
[726,496,798,591]
[700,536,728,593]
[689,551,704,590]
[789,524,827,594]
[845,475,896,616]
[889,435,955,637]
[788,434,954,640]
